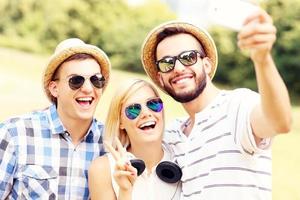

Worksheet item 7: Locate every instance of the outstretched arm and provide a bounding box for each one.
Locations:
[238,9,292,141]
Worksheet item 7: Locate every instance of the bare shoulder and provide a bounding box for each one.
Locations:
[89,155,110,173]
[89,155,116,200]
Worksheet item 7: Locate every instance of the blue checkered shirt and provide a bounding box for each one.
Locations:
[0,104,105,199]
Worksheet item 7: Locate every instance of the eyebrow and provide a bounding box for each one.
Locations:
[66,73,102,78]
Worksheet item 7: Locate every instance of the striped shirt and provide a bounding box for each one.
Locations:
[0,104,105,200]
[164,89,272,200]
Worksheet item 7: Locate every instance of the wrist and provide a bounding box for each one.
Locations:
[252,53,273,68]
[118,188,132,200]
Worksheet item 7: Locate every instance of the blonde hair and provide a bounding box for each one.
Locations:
[104,79,163,150]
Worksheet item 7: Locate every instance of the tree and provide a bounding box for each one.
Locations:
[0,0,299,98]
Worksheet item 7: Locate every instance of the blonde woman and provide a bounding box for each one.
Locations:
[88,79,181,200]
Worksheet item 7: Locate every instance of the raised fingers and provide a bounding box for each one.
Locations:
[114,137,128,159]
[238,22,276,40]
[238,19,276,51]
[238,30,276,50]
[104,140,121,161]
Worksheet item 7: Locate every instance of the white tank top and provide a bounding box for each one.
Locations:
[107,147,181,200]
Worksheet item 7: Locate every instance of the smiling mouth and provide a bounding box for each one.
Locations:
[171,74,193,85]
[138,121,156,130]
[76,97,94,106]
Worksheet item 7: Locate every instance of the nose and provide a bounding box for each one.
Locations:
[139,105,153,119]
[173,59,186,74]
[80,79,94,93]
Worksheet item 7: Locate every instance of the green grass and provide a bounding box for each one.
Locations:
[0,47,299,199]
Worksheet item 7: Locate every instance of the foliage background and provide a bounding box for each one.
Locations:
[0,0,299,100]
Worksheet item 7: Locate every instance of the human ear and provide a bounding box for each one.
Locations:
[202,57,213,75]
[119,119,125,130]
[48,81,59,98]
[157,72,165,88]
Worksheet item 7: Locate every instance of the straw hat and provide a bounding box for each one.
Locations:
[141,21,218,92]
[43,38,111,103]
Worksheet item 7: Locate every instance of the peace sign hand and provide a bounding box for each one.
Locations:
[104,138,138,192]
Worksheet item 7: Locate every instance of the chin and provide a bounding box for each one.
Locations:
[77,112,94,121]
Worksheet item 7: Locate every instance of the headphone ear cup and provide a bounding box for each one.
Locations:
[156,161,182,183]
[130,159,146,176]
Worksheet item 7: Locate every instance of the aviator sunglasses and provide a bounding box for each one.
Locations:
[57,74,106,90]
[156,50,205,73]
[125,98,163,120]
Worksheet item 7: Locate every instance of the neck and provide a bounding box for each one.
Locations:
[129,141,164,172]
[57,108,92,145]
[182,82,220,116]
[181,83,220,137]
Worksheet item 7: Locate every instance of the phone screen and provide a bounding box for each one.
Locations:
[208,0,260,31]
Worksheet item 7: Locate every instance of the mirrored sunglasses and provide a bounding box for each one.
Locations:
[156,50,205,73]
[125,98,163,120]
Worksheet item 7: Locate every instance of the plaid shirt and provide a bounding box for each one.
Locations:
[0,104,105,200]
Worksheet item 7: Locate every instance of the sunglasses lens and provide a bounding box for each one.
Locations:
[178,51,197,66]
[147,98,163,112]
[157,57,176,73]
[90,75,105,89]
[69,76,85,90]
[125,104,141,120]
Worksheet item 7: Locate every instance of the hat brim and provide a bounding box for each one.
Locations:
[43,46,111,103]
[141,21,218,93]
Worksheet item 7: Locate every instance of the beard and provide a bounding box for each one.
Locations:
[163,69,207,103]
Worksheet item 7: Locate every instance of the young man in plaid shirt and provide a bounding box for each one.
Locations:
[0,38,111,199]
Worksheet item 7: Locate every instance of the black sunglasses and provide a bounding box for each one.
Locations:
[66,74,105,90]
[125,98,163,120]
[156,50,205,73]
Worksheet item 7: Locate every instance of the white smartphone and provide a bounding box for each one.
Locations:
[208,0,260,31]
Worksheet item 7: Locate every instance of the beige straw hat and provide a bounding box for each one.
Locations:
[141,21,218,92]
[43,38,111,103]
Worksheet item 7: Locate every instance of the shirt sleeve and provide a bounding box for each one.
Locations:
[231,89,272,155]
[0,123,17,199]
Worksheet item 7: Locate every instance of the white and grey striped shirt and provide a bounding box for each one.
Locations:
[164,88,272,200]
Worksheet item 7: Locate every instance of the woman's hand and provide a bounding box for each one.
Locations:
[104,138,138,193]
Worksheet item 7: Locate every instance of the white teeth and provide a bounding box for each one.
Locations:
[174,77,190,84]
[139,121,156,128]
[77,97,92,101]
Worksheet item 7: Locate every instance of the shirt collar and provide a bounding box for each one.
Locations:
[47,104,103,142]
[47,104,67,135]
[83,118,101,143]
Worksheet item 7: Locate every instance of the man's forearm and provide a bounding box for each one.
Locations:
[254,54,292,135]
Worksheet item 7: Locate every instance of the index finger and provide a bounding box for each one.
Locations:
[114,137,128,158]
[104,140,120,161]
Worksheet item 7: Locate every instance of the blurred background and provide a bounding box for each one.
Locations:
[0,0,299,199]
